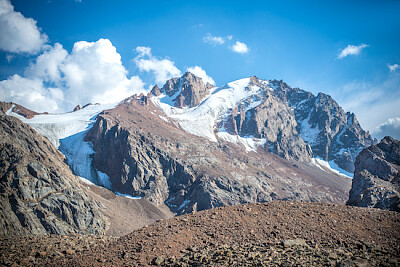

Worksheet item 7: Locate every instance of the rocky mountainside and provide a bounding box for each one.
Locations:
[0,115,107,235]
[2,202,397,266]
[86,93,351,215]
[272,80,376,173]
[0,114,172,236]
[347,136,400,211]
[150,74,374,174]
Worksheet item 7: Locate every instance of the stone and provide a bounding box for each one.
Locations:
[347,136,400,211]
[282,239,307,248]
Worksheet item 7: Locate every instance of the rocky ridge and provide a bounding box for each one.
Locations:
[150,73,374,173]
[347,136,400,211]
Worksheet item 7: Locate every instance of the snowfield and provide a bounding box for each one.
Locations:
[7,103,117,187]
[152,77,266,146]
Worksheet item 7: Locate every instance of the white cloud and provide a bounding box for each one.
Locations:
[388,64,399,72]
[373,117,400,141]
[337,44,368,59]
[186,66,215,85]
[0,39,145,112]
[231,41,249,54]
[203,34,225,46]
[134,46,181,85]
[0,0,48,54]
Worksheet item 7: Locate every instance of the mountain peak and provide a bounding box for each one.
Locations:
[152,72,213,108]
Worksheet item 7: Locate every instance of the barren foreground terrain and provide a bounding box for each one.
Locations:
[1,201,399,266]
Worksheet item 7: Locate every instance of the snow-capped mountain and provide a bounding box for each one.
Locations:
[150,73,374,174]
[1,72,374,215]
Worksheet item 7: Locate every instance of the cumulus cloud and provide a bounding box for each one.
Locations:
[373,117,400,141]
[0,0,48,54]
[0,39,145,112]
[203,34,226,46]
[337,44,368,59]
[231,41,249,54]
[134,46,181,85]
[388,64,399,72]
[186,66,215,86]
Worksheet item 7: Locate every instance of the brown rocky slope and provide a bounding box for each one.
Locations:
[1,201,398,266]
[0,114,172,236]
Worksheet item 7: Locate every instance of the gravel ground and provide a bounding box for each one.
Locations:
[1,201,399,266]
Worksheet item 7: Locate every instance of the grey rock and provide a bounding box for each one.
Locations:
[271,80,375,173]
[347,136,400,211]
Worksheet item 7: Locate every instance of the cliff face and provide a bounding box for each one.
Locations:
[347,136,400,211]
[272,80,375,173]
[0,115,108,235]
[86,95,351,215]
[219,77,312,162]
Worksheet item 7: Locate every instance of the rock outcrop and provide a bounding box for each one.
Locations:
[151,72,213,108]
[272,80,375,173]
[347,136,400,211]
[0,115,108,235]
[219,77,312,162]
[0,101,39,119]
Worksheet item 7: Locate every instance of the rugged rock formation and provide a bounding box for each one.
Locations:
[0,115,108,235]
[347,136,400,211]
[151,72,213,108]
[0,101,39,119]
[86,95,351,215]
[219,77,312,162]
[271,80,375,173]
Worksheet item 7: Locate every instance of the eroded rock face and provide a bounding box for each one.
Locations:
[219,77,312,162]
[271,80,375,173]
[0,115,108,235]
[347,136,400,211]
[86,96,351,215]
[151,72,213,108]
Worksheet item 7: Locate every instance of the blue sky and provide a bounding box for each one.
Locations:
[0,0,399,139]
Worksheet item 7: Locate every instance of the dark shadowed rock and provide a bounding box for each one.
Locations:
[347,136,400,211]
[73,105,81,112]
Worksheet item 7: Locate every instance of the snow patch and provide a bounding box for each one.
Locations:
[152,77,261,142]
[178,199,190,210]
[216,132,266,152]
[299,111,319,145]
[115,192,142,199]
[311,158,352,178]
[8,102,117,186]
